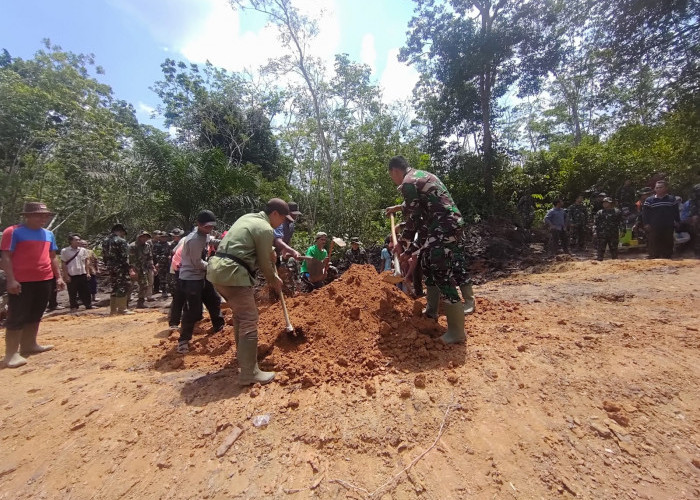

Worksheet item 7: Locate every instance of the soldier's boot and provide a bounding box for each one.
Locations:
[136,298,146,309]
[237,337,275,386]
[441,300,466,344]
[3,329,27,368]
[116,296,135,315]
[460,283,476,315]
[421,286,440,320]
[109,296,118,315]
[19,323,54,356]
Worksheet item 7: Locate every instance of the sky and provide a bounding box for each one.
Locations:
[2,0,420,128]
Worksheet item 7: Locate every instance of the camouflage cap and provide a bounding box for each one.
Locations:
[170,228,185,236]
[603,197,613,203]
[138,229,151,238]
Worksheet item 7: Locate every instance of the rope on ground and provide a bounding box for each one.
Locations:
[330,396,460,499]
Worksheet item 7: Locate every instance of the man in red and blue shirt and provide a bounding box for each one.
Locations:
[1,202,64,368]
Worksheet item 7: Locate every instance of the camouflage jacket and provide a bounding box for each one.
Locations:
[399,168,464,253]
[129,240,154,273]
[594,209,623,237]
[568,203,588,226]
[152,240,171,267]
[102,234,130,271]
[345,247,368,265]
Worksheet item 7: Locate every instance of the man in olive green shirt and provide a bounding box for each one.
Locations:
[207,198,290,386]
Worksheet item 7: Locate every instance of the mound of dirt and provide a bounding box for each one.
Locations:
[151,265,494,385]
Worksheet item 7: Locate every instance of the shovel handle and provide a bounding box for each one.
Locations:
[389,214,402,277]
[279,289,293,332]
[324,239,335,275]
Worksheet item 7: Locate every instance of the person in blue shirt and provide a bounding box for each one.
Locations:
[380,237,392,272]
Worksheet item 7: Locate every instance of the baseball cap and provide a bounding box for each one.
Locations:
[315,231,328,240]
[288,201,302,216]
[266,198,294,222]
[196,210,217,227]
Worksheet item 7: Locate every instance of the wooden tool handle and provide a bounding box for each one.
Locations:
[279,290,293,332]
[389,214,402,276]
[324,240,335,275]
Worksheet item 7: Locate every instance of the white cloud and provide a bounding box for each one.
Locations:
[180,0,340,73]
[137,101,156,116]
[360,34,376,73]
[379,49,420,103]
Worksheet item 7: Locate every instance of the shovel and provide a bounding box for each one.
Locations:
[279,289,294,333]
[382,213,405,284]
[324,236,346,275]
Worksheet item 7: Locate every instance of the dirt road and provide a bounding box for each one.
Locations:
[1,259,699,499]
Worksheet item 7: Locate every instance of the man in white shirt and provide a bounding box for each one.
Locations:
[60,234,92,311]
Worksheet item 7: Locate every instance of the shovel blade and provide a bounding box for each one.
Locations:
[381,272,404,284]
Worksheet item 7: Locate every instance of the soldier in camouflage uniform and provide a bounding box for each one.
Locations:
[517,190,535,237]
[151,230,171,298]
[129,230,155,308]
[386,155,468,344]
[102,223,133,315]
[594,197,623,260]
[568,195,588,251]
[344,237,368,265]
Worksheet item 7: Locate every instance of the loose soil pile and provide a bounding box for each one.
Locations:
[152,265,525,387]
[2,258,699,499]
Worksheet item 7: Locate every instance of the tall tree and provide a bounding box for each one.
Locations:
[401,0,560,207]
[231,0,337,209]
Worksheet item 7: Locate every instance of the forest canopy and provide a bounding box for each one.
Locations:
[1,0,698,246]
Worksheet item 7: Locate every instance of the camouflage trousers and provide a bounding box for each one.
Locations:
[420,236,469,303]
[133,269,154,299]
[108,267,131,298]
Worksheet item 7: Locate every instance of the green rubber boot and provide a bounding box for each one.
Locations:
[421,285,440,319]
[237,337,275,386]
[440,300,466,344]
[116,296,134,315]
[460,283,475,315]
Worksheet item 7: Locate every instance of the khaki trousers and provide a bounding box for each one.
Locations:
[213,285,259,342]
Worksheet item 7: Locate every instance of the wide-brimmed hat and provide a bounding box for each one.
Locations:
[111,223,127,233]
[137,229,152,238]
[20,202,54,215]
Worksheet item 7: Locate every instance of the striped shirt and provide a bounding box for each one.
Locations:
[642,194,679,228]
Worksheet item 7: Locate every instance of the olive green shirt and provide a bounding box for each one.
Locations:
[207,211,278,287]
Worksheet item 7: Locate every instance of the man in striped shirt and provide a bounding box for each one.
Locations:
[642,180,679,259]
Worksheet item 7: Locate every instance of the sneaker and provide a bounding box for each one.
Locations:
[169,324,180,332]
[176,342,189,354]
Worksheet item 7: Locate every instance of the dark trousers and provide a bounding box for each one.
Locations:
[178,278,224,343]
[648,226,674,259]
[168,271,185,327]
[46,277,58,310]
[67,274,92,309]
[596,235,619,260]
[549,229,569,253]
[570,224,586,249]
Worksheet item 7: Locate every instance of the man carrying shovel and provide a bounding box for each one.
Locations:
[386,155,470,344]
[207,198,290,386]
